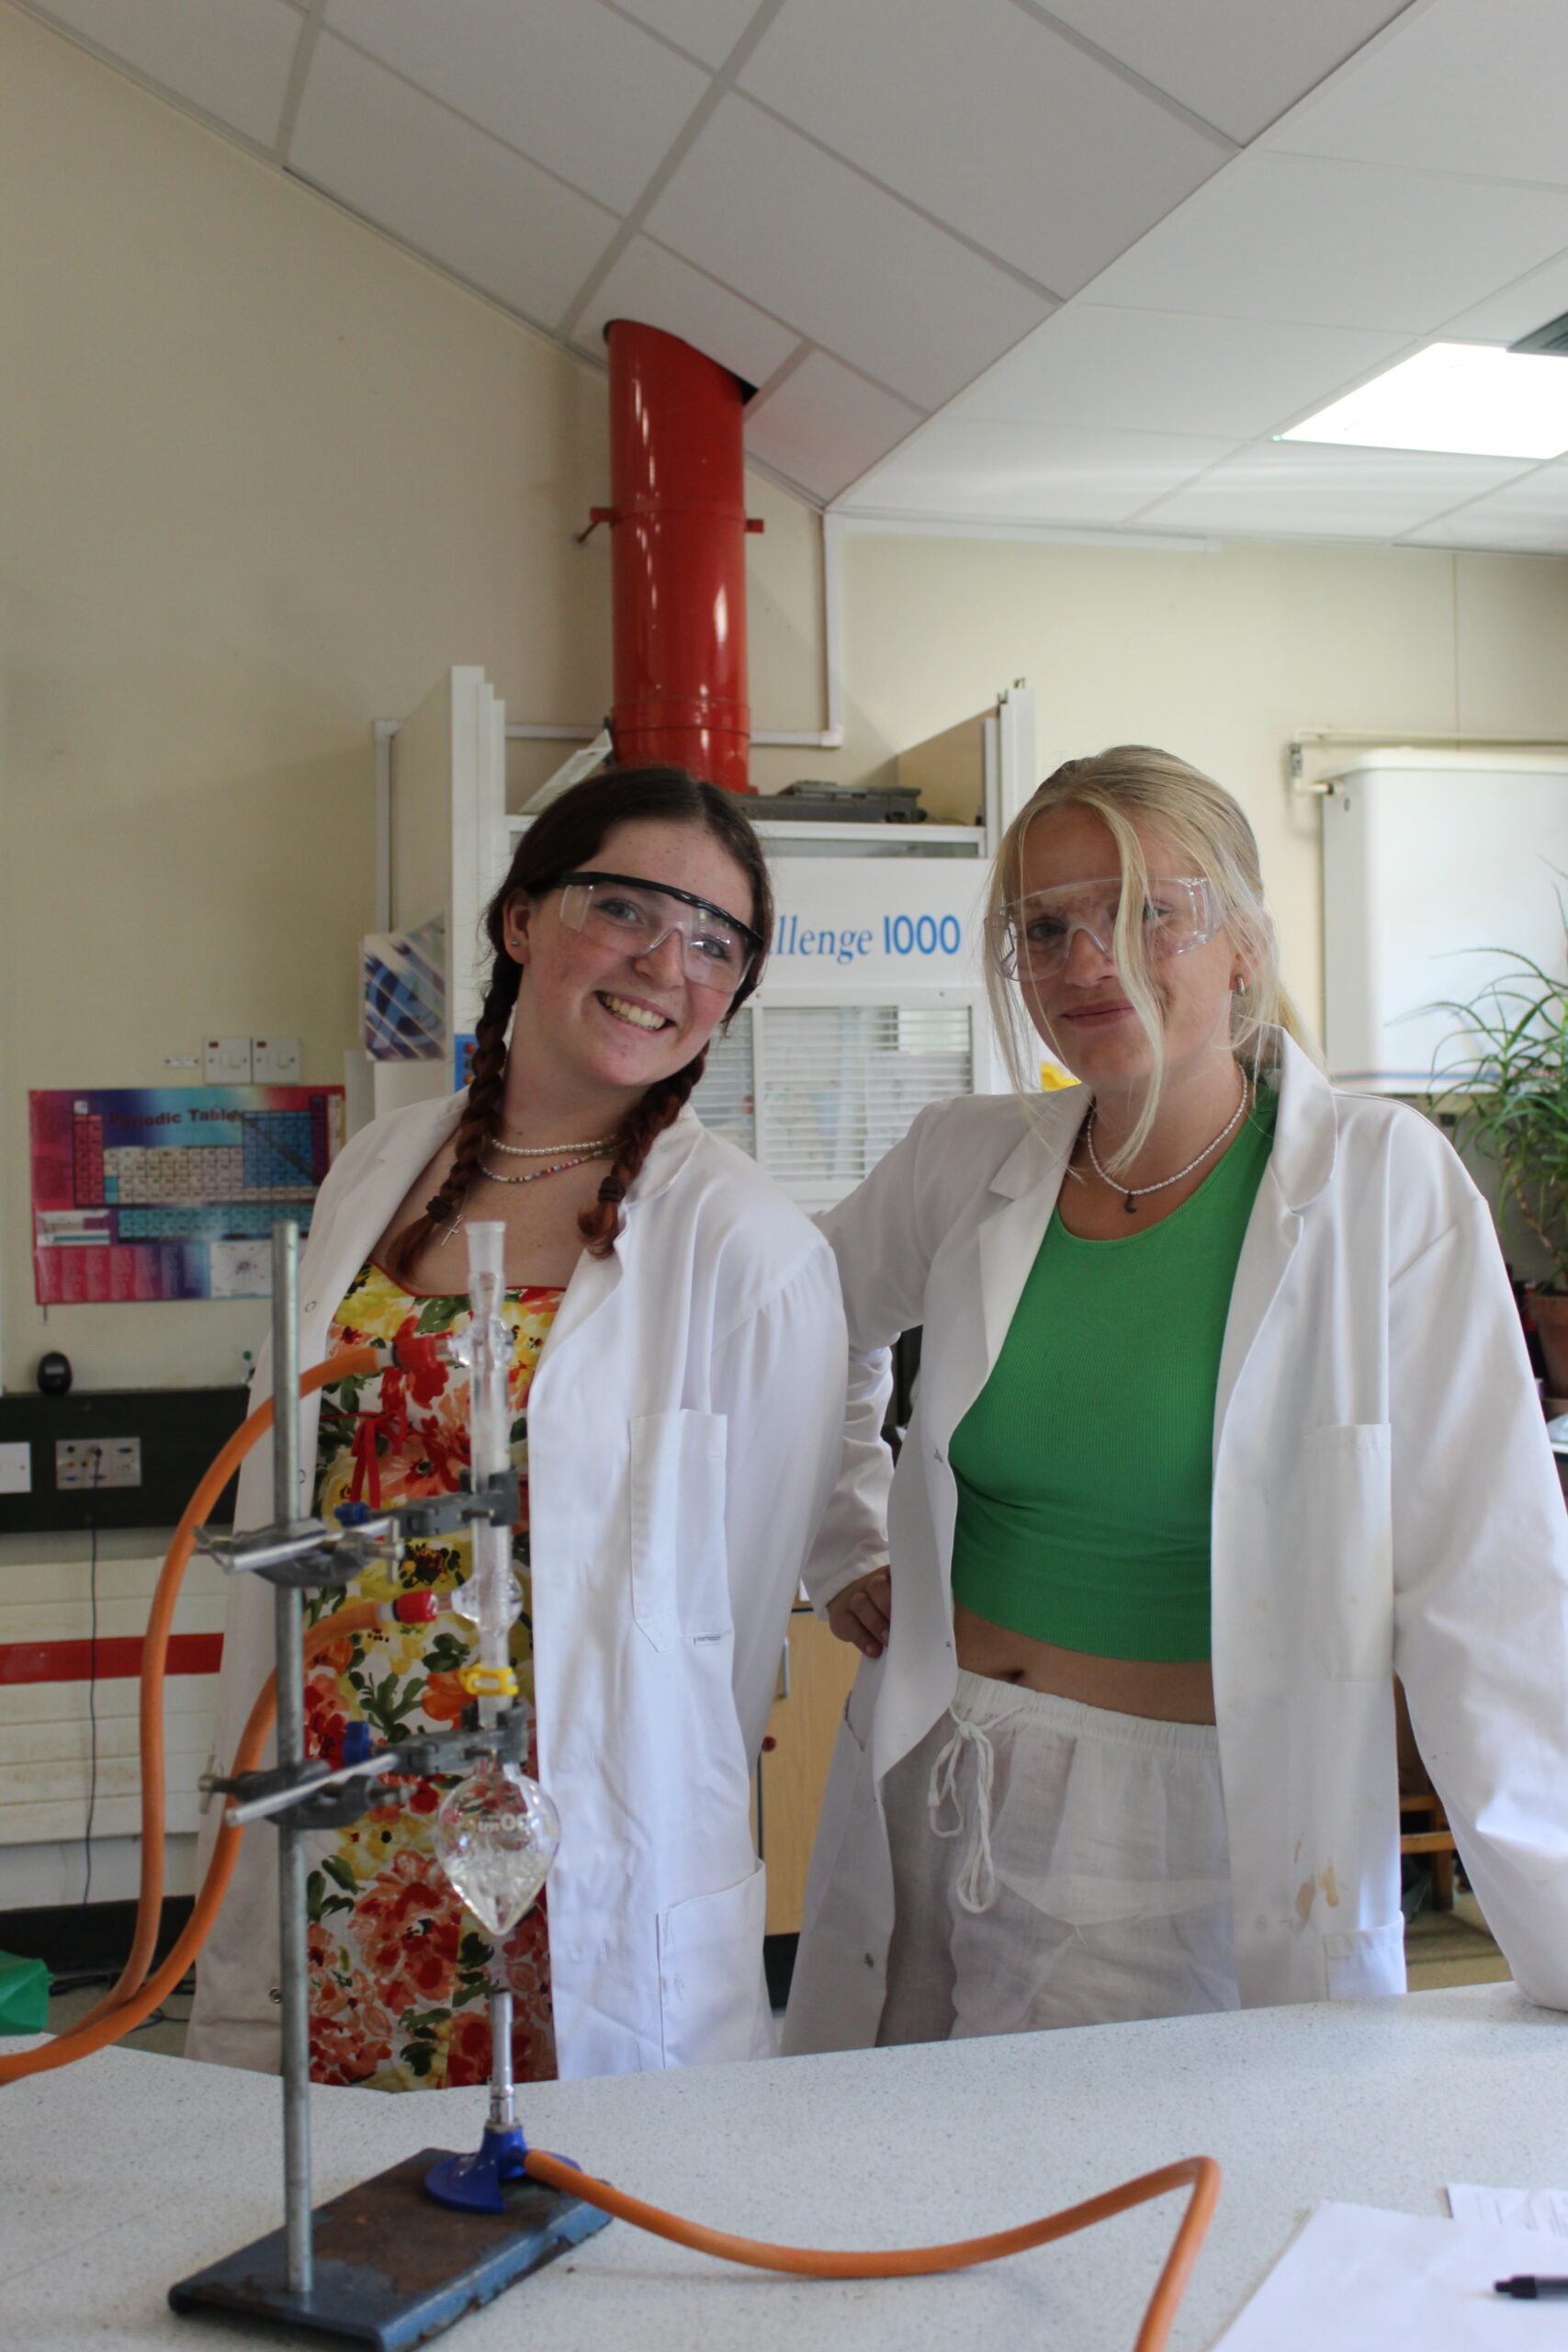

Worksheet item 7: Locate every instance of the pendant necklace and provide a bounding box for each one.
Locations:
[478,1151,609,1186]
[1084,1074,1251,1215]
[438,1148,611,1243]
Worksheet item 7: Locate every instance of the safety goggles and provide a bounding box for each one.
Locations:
[558,871,761,998]
[991,876,1222,979]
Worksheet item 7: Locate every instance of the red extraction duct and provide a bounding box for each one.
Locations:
[591,321,761,795]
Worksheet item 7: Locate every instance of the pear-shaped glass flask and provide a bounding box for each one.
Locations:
[434,1760,561,1939]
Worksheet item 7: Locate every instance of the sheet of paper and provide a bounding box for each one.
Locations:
[1213,2201,1568,2349]
[1449,2184,1568,2237]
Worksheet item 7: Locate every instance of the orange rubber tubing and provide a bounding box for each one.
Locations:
[79,1344,378,2032]
[0,1590,381,2084]
[0,1348,378,2084]
[0,1350,1222,2350]
[525,2148,1218,2352]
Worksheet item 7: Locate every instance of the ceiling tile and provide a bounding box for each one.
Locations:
[571,238,802,388]
[1042,0,1407,145]
[1439,247,1568,347]
[840,416,1237,525]
[739,0,1224,298]
[1137,441,1533,538]
[1085,153,1568,334]
[610,0,761,70]
[1402,462,1568,553]
[953,305,1409,440]
[34,0,302,146]
[744,353,923,501]
[322,0,706,217]
[1268,0,1568,188]
[644,96,1052,410]
[290,35,619,328]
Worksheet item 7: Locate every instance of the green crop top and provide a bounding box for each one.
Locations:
[948,1085,1278,1663]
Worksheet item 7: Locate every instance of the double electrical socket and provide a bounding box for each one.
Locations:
[55,1438,141,1489]
[203,1037,301,1085]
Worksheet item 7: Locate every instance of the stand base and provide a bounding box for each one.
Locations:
[169,2145,611,2351]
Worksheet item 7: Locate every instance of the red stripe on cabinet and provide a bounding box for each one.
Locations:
[0,1633,223,1685]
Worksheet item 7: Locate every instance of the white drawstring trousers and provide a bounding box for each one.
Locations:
[876,1668,1239,2045]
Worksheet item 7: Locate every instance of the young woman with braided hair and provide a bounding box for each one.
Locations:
[189,767,849,2086]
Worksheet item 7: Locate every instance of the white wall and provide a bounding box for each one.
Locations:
[831,531,1568,1038]
[0,5,829,1393]
[6,1,1568,1399]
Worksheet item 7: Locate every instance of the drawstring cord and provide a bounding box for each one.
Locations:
[929,1715,1002,1915]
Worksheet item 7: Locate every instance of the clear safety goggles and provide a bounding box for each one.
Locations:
[558,870,761,998]
[991,876,1221,979]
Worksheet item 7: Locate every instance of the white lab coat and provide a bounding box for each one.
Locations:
[784,1033,1568,2054]
[186,1091,847,2079]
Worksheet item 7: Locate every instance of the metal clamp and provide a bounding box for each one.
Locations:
[212,1705,535,1831]
[197,1470,523,1590]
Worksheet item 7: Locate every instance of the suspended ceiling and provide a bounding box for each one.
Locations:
[19,0,1568,552]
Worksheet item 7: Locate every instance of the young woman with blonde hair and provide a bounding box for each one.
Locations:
[785,744,1568,2053]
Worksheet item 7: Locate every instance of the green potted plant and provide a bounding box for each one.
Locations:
[1433,942,1568,1396]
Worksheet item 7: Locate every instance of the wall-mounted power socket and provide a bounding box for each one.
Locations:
[253,1036,301,1083]
[204,1036,254,1085]
[56,1438,141,1490]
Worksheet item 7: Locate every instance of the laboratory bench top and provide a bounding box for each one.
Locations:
[4,1982,1565,2351]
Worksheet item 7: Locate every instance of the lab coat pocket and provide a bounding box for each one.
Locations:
[1325,1919,1405,2000]
[628,1411,731,1652]
[657,1858,770,2067]
[1298,1423,1393,1682]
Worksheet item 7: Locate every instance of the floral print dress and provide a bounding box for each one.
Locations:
[304,1257,562,2091]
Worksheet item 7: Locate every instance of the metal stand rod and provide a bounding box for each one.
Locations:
[488,1957,515,2135]
[171,1214,615,2340]
[271,1219,313,2299]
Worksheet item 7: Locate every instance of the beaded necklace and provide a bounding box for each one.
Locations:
[1084,1075,1251,1215]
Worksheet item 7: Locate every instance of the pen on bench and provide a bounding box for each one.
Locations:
[1495,2277,1568,2300]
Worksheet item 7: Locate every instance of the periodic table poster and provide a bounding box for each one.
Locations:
[28,1086,344,1304]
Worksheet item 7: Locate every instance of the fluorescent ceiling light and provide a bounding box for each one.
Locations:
[1280,343,1568,460]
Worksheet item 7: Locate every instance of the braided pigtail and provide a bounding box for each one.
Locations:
[385,961,520,1277]
[577,1049,707,1260]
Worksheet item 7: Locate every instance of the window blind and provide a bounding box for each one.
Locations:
[693,1003,972,1207]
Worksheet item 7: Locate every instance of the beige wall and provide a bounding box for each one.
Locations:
[0,6,829,1391]
[6,2,1568,1398]
[834,531,1568,1039]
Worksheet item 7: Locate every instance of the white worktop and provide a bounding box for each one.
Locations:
[5,1984,1566,2350]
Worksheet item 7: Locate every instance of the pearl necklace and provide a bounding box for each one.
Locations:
[487,1132,615,1156]
[1084,1074,1251,1215]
